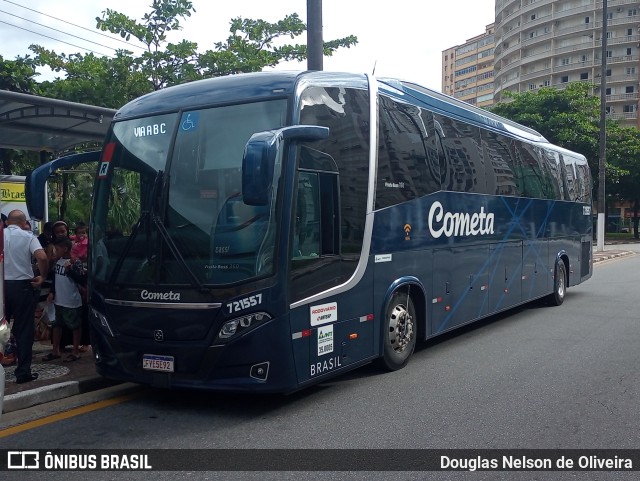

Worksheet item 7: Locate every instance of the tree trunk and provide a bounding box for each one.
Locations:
[1,149,11,174]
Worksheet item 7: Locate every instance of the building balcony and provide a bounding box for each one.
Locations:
[595,34,640,47]
[522,31,553,47]
[553,4,594,21]
[607,111,638,120]
[554,42,594,55]
[521,49,553,64]
[601,74,639,83]
[606,92,640,102]
[596,0,638,10]
[522,13,553,31]
[520,67,552,81]
[554,23,595,39]
[595,14,640,29]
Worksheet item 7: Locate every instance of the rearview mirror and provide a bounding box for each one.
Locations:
[242,125,329,206]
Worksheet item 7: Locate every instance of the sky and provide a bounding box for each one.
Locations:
[0,0,496,93]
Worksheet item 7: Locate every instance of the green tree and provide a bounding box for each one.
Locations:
[197,14,357,76]
[604,124,640,238]
[0,55,40,174]
[32,50,150,108]
[490,83,601,168]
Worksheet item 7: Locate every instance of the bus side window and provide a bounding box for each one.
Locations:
[294,172,320,258]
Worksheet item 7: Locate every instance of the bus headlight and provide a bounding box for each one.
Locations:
[217,312,271,341]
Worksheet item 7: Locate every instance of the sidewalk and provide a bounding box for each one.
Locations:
[2,341,118,414]
[1,247,635,416]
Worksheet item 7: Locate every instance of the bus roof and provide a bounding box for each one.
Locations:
[114,71,548,146]
[379,78,549,144]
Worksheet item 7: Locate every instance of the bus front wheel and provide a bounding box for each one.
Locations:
[548,259,567,306]
[376,290,417,371]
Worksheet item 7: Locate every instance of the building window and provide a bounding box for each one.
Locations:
[531,14,536,20]
[529,84,536,90]
[580,72,589,80]
[626,67,636,74]
[627,48,632,56]
[561,57,570,65]
[626,86,635,93]
[543,80,550,86]
[623,105,636,112]
[607,31,613,39]
[561,76,569,83]
[629,9,637,16]
[606,88,612,95]
[585,17,590,24]
[605,106,612,114]
[606,69,612,76]
[628,28,633,36]
[606,50,612,58]
[607,12,613,20]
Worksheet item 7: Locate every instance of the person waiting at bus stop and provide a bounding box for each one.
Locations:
[3,209,48,383]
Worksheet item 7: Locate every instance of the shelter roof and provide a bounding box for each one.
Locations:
[0,90,115,153]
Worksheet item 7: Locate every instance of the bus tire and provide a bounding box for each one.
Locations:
[548,259,567,306]
[376,290,417,371]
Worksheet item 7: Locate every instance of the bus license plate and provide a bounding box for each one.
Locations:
[142,354,174,372]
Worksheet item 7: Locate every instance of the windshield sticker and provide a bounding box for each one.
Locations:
[317,324,334,356]
[181,112,199,132]
[310,301,337,326]
[133,123,167,137]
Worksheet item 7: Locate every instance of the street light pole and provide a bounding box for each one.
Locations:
[307,0,323,71]
[597,0,607,252]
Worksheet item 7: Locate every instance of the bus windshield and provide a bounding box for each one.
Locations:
[91,99,288,287]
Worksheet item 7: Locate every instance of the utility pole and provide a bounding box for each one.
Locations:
[597,0,607,252]
[307,0,323,71]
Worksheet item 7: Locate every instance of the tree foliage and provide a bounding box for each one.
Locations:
[490,83,601,167]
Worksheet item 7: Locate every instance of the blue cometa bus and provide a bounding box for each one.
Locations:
[27,71,592,392]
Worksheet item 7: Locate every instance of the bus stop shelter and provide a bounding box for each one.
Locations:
[0,90,115,153]
[0,91,115,404]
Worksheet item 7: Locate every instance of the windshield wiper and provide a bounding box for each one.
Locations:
[107,170,204,291]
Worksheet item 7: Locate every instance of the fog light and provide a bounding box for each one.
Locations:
[250,362,269,381]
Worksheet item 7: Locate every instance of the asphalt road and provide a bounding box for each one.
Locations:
[4,245,640,481]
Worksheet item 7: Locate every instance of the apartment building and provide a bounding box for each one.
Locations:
[442,23,496,107]
[494,0,640,127]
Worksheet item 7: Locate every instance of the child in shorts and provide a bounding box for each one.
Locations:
[42,237,87,362]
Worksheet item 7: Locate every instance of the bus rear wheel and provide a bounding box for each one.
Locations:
[548,259,567,306]
[376,290,417,371]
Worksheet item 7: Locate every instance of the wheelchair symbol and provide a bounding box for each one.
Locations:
[181,114,197,131]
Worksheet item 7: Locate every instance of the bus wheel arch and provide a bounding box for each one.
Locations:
[548,255,569,306]
[375,281,425,371]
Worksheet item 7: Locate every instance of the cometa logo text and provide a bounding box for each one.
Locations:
[140,290,181,301]
[428,201,495,239]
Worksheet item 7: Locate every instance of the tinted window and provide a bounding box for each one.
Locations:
[481,130,521,196]
[435,114,486,193]
[513,141,556,199]
[293,86,370,302]
[375,96,440,209]
[540,148,565,200]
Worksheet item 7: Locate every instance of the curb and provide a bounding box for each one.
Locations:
[3,376,119,414]
[593,251,633,263]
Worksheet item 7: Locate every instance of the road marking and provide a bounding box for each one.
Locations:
[0,392,142,438]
